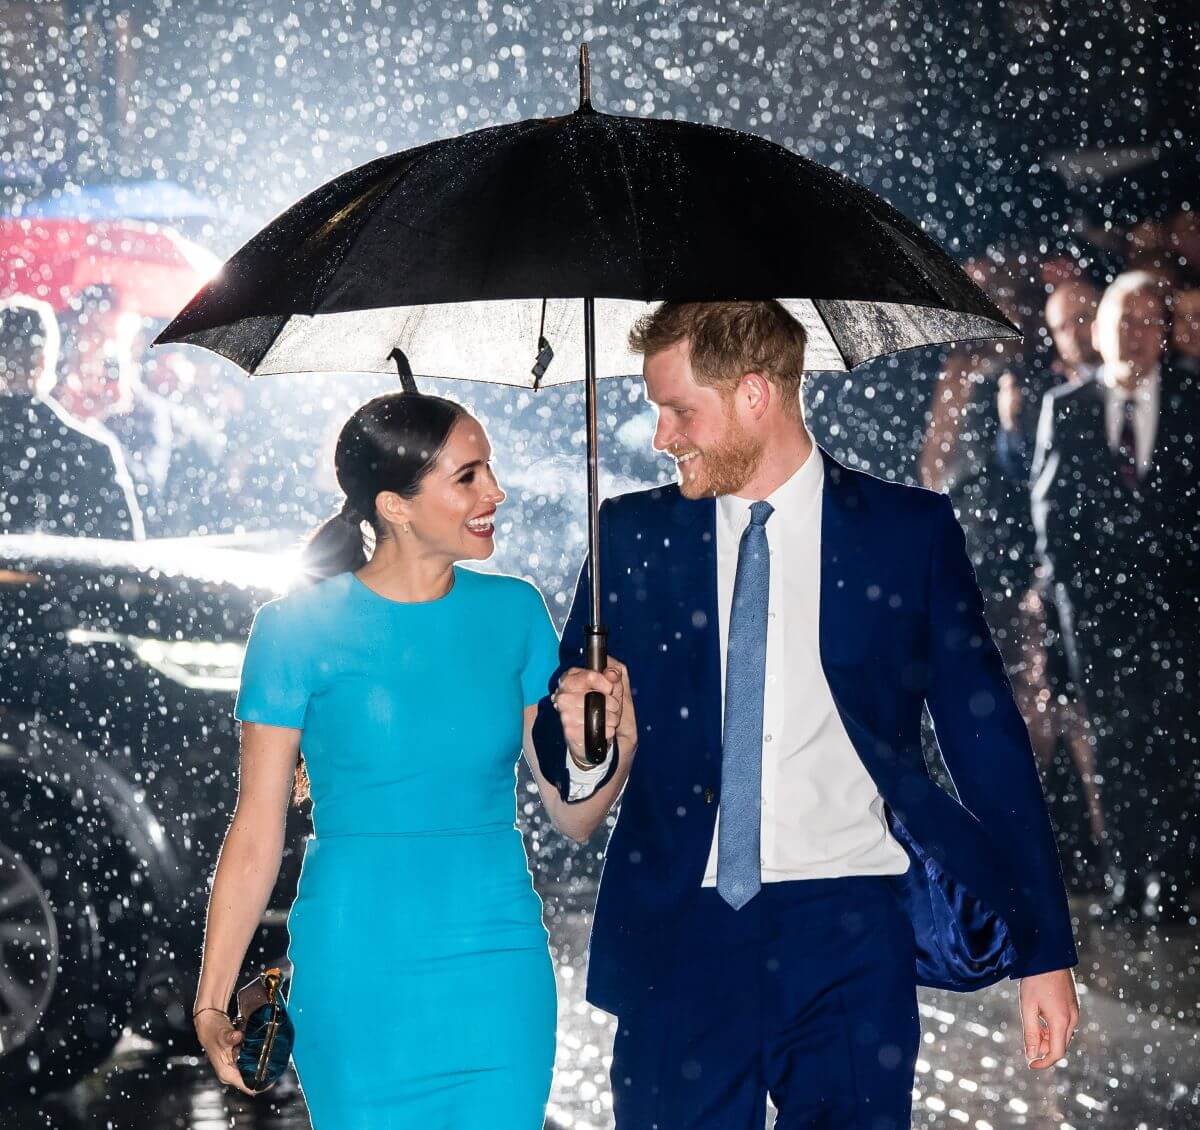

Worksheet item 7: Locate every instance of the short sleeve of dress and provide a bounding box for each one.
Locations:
[234,599,311,729]
[520,582,562,708]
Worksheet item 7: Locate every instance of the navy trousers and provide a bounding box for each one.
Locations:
[610,873,921,1129]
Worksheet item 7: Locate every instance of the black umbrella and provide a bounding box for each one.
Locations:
[157,45,1018,762]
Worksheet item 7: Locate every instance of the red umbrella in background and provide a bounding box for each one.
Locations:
[0,218,220,316]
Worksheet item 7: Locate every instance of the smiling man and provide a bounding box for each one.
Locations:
[534,299,1080,1129]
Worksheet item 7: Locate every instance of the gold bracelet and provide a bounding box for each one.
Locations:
[193,1006,228,1020]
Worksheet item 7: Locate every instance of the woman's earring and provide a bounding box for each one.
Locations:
[402,522,411,534]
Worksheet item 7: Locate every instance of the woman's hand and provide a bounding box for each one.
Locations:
[195,1009,258,1096]
[191,721,296,1100]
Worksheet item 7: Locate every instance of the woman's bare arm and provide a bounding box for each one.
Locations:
[192,720,300,1093]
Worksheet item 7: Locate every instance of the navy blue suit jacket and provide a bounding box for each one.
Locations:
[533,445,1079,1017]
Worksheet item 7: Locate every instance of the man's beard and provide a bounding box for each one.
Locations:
[676,401,765,499]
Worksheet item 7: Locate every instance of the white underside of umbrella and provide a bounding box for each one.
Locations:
[245,297,1011,382]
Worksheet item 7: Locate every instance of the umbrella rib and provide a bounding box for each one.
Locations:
[807,300,854,372]
[311,158,429,315]
[861,206,1015,332]
[320,128,517,311]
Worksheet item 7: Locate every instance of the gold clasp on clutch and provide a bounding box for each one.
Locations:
[261,967,281,1002]
[252,967,284,1089]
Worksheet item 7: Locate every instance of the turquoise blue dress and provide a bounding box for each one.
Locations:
[234,565,562,1129]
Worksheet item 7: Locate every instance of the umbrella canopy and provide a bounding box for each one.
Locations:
[0,217,221,317]
[156,47,1019,762]
[157,99,1017,383]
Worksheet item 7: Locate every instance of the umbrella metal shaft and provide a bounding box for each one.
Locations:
[583,296,601,626]
[582,295,609,764]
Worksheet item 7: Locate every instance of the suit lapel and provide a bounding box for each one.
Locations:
[817,445,870,671]
[1143,367,1195,493]
[657,487,723,770]
[1072,381,1123,490]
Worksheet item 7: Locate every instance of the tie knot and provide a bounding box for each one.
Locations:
[748,500,774,528]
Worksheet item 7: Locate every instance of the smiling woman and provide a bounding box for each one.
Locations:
[188,387,627,1129]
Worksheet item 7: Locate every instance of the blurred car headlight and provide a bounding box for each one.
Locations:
[67,627,245,691]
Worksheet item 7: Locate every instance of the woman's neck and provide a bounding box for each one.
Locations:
[354,540,456,602]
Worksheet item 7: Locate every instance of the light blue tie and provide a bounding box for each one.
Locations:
[716,499,774,910]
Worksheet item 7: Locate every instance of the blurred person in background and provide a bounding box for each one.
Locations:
[0,294,142,539]
[1020,273,1108,887]
[1044,278,1102,387]
[923,255,1109,894]
[1013,580,1105,882]
[1031,270,1200,923]
[52,283,129,424]
[127,329,239,535]
[57,284,175,517]
[917,255,1036,668]
[56,289,232,536]
[1170,287,1200,374]
[209,379,345,535]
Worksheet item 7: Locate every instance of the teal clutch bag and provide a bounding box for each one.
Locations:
[233,967,294,1092]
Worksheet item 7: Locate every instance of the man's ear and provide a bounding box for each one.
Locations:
[743,371,772,419]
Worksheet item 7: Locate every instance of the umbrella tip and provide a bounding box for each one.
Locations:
[388,347,419,394]
[578,42,591,110]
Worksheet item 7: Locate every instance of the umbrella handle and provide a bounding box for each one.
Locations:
[583,625,609,765]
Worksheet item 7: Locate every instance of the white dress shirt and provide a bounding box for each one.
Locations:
[569,446,910,883]
[1099,363,1160,476]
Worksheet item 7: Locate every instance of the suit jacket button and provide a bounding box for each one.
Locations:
[704,787,714,804]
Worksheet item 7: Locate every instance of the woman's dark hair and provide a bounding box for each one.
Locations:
[288,389,467,804]
[299,390,468,583]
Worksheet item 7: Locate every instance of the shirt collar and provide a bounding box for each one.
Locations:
[716,443,823,533]
[1099,362,1160,401]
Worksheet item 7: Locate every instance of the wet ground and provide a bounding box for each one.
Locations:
[10,894,1200,1129]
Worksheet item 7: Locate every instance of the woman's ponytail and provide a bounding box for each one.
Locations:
[299,501,370,584]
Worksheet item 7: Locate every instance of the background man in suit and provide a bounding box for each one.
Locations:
[1031,271,1199,923]
[1172,287,1200,375]
[535,300,1079,1130]
[1044,279,1102,388]
[0,295,143,539]
[1016,276,1108,890]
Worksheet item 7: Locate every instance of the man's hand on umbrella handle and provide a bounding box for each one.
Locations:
[607,657,637,754]
[554,665,623,768]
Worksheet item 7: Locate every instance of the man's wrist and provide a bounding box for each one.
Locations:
[568,737,616,772]
[565,737,619,802]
